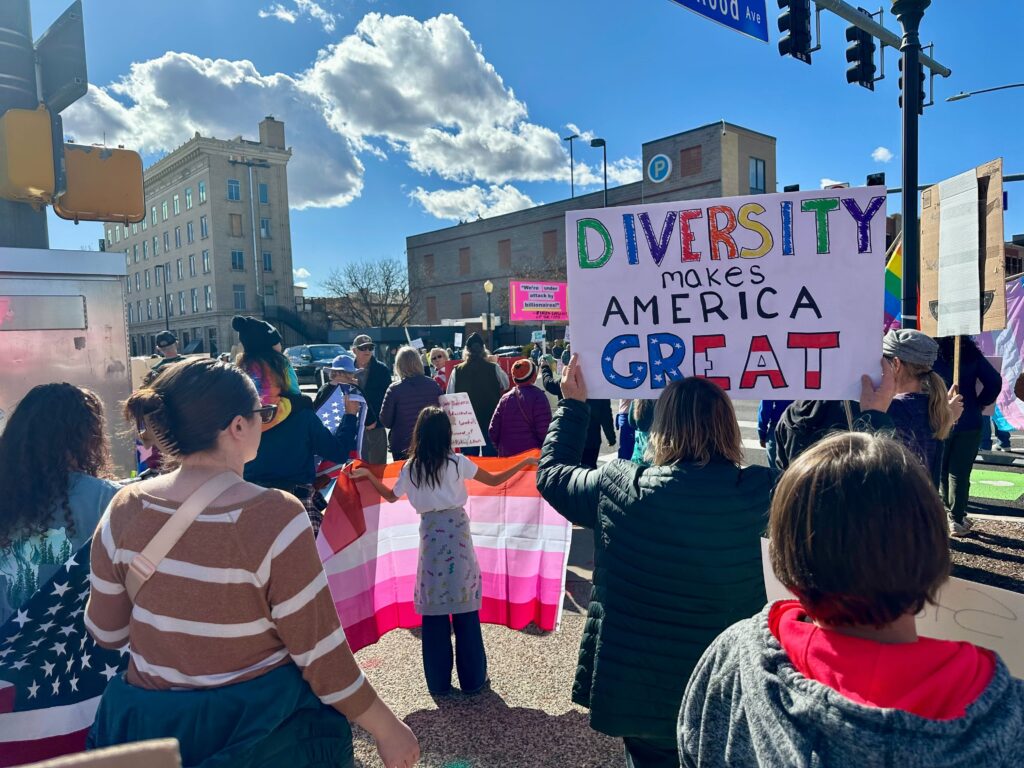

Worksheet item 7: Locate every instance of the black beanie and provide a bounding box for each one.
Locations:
[232,315,282,353]
[465,332,485,350]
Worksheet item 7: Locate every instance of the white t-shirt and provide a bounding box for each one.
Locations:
[393,453,479,513]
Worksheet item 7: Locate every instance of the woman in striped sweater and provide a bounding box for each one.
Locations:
[85,358,419,768]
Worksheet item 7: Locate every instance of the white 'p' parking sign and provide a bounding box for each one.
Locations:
[647,154,672,184]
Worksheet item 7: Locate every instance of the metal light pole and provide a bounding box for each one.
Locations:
[892,0,930,331]
[483,279,494,351]
[164,263,171,332]
[947,83,1024,102]
[563,133,579,198]
[590,138,608,207]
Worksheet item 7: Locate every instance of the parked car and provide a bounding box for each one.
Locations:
[284,343,347,385]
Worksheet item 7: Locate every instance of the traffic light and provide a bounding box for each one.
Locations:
[0,107,55,205]
[777,0,812,64]
[898,58,926,115]
[845,16,876,90]
[53,143,145,223]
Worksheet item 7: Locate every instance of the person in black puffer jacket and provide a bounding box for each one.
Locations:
[536,355,772,768]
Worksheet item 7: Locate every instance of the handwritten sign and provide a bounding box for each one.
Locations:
[410,337,424,350]
[531,330,546,343]
[510,280,569,324]
[454,332,463,347]
[761,539,1024,678]
[439,392,485,448]
[566,187,886,399]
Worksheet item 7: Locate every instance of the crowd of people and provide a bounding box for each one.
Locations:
[1,316,1023,767]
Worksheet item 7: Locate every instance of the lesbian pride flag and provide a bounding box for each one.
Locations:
[315,454,572,652]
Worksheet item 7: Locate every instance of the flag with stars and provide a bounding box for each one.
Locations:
[0,541,127,767]
[315,384,367,477]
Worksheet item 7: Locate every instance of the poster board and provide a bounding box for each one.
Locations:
[920,158,1006,337]
[439,392,486,448]
[531,330,546,343]
[761,540,1024,678]
[454,332,463,347]
[509,281,569,324]
[566,187,887,399]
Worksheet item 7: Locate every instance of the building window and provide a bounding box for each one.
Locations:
[142,215,147,231]
[426,296,438,324]
[749,157,766,194]
[153,236,159,257]
[146,299,152,320]
[265,283,277,305]
[165,262,172,284]
[142,241,148,260]
[185,187,193,210]
[460,292,473,316]
[186,221,194,244]
[543,230,558,266]
[422,253,434,278]
[115,228,120,243]
[198,180,207,204]
[680,145,702,177]
[208,327,218,355]
[126,275,132,294]
[162,231,169,252]
[179,291,186,315]
[132,222,138,235]
[136,301,141,323]
[260,218,271,238]
[189,254,196,277]
[200,215,209,239]
[133,244,139,263]
[459,247,471,276]
[157,296,164,318]
[202,249,210,273]
[176,258,183,280]
[204,285,213,311]
[151,206,158,226]
[161,201,168,221]
[230,214,242,237]
[498,239,512,270]
[174,227,181,249]
[231,250,245,271]
[173,194,180,216]
[190,288,199,313]
[144,269,150,289]
[227,179,241,201]
[262,251,273,272]
[258,183,269,204]
[128,304,134,323]
[125,251,130,267]
[233,284,246,310]
[167,295,173,317]
[135,273,140,292]
[155,266,162,286]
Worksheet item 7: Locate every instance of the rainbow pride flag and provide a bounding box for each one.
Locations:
[316,455,571,652]
[884,235,903,331]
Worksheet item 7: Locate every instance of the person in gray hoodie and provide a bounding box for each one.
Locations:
[680,431,1024,767]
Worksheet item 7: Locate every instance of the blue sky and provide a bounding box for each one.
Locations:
[31,0,1024,292]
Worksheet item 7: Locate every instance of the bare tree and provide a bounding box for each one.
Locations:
[323,258,412,328]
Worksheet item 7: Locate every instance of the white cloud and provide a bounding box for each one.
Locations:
[411,184,536,221]
[295,282,309,289]
[820,178,846,189]
[259,1,337,33]
[63,13,635,218]
[293,267,312,279]
[871,146,894,163]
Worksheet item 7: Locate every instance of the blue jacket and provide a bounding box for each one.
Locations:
[757,400,793,443]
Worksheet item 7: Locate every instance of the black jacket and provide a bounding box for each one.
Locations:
[773,400,894,471]
[244,409,357,489]
[536,400,771,741]
[360,357,392,419]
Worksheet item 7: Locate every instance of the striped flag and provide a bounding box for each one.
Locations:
[0,542,128,766]
[884,233,903,331]
[316,454,572,652]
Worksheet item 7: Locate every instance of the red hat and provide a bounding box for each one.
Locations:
[512,358,537,386]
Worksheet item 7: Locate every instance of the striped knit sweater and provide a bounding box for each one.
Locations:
[85,484,377,720]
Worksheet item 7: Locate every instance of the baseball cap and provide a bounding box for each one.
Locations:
[330,354,361,373]
[352,334,374,350]
[156,331,177,347]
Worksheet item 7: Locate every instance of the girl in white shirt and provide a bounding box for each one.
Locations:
[353,407,536,695]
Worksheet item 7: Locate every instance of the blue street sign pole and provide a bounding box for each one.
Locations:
[666,0,770,43]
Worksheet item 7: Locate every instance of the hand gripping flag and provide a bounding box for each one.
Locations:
[316,453,572,652]
[0,541,127,766]
[315,385,367,478]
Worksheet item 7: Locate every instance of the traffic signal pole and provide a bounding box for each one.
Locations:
[0,0,49,248]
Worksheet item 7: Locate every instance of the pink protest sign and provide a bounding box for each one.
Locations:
[509,281,568,324]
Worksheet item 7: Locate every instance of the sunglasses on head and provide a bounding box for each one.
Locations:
[356,343,375,351]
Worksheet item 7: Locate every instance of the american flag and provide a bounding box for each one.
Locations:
[315,385,366,477]
[0,541,127,766]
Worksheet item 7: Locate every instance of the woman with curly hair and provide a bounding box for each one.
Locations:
[0,383,119,625]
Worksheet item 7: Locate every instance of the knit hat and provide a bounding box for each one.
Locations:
[465,332,485,350]
[882,328,939,368]
[512,358,537,386]
[231,315,282,354]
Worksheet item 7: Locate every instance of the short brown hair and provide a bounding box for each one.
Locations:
[646,378,743,466]
[769,431,950,627]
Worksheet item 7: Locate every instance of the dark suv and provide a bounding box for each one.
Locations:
[284,344,347,385]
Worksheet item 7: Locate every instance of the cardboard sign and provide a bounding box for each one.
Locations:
[509,281,569,324]
[761,540,1024,679]
[410,337,424,350]
[566,188,886,399]
[439,392,485,448]
[920,159,1006,337]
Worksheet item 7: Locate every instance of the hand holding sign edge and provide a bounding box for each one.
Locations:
[859,358,896,414]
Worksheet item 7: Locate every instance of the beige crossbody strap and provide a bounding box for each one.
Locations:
[126,472,241,601]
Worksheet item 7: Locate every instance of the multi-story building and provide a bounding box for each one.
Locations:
[108,117,295,357]
[406,121,777,328]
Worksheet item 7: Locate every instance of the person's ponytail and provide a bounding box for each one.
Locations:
[923,370,955,440]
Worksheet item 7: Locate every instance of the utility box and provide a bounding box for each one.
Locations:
[0,248,134,474]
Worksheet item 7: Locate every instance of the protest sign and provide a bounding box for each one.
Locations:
[760,539,1024,678]
[566,188,886,399]
[439,392,485,447]
[510,280,569,324]
[410,337,424,350]
[531,329,546,343]
[454,332,463,347]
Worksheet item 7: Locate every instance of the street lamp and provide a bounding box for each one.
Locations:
[563,133,579,198]
[590,138,607,207]
[483,279,494,351]
[946,82,1024,102]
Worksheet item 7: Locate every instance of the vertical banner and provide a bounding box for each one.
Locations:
[565,188,886,399]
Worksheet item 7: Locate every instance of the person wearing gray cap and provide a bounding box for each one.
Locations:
[352,335,390,464]
[882,329,962,489]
